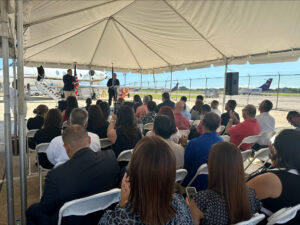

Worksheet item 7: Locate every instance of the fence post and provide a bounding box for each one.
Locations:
[247,74,250,104]
[222,59,228,113]
[189,78,192,101]
[275,73,281,109]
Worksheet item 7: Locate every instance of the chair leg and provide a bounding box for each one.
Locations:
[39,166,42,199]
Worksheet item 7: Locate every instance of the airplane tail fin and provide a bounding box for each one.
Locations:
[171,82,179,92]
[259,78,272,91]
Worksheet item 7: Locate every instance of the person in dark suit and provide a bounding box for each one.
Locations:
[107,73,120,106]
[26,125,120,225]
[156,92,175,112]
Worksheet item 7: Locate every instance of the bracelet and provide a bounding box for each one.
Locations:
[110,119,116,123]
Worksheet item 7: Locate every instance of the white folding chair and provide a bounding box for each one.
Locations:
[35,143,50,198]
[26,129,39,175]
[244,148,270,171]
[176,169,188,183]
[260,130,275,141]
[100,138,112,149]
[179,130,190,137]
[234,213,265,225]
[143,123,153,131]
[57,188,121,225]
[267,204,300,225]
[117,149,133,162]
[241,149,253,162]
[238,134,262,149]
[217,125,225,134]
[187,164,208,187]
[221,135,230,142]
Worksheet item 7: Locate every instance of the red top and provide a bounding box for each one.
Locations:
[230,119,260,150]
[136,104,149,119]
[174,112,190,130]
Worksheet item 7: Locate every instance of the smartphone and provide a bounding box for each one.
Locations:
[186,187,197,201]
[114,103,120,113]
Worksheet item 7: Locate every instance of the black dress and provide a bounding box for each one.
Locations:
[27,116,44,130]
[34,127,62,169]
[87,121,109,139]
[112,128,142,158]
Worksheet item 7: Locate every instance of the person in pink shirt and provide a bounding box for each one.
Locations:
[174,101,190,130]
[225,104,260,150]
[136,95,150,119]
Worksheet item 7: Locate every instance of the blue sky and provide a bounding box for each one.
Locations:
[2,58,300,89]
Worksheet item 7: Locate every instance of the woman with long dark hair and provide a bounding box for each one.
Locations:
[99,136,193,225]
[87,105,109,138]
[107,105,142,157]
[62,96,78,122]
[248,129,300,223]
[188,142,261,224]
[133,95,142,112]
[98,101,110,121]
[27,104,49,130]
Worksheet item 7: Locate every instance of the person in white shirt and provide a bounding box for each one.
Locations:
[255,100,275,150]
[210,100,221,117]
[153,115,185,169]
[47,108,101,166]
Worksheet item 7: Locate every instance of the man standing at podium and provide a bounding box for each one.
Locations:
[107,73,120,106]
[63,69,76,99]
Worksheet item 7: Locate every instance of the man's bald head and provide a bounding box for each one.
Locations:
[175,101,185,113]
[62,125,91,158]
[242,104,257,119]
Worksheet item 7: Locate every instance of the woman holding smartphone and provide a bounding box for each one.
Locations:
[187,142,261,225]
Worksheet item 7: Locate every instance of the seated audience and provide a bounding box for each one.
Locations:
[85,98,92,112]
[34,109,62,169]
[254,100,275,150]
[225,104,260,150]
[182,112,223,190]
[154,115,184,169]
[99,136,193,225]
[62,96,78,122]
[117,97,125,106]
[221,100,240,126]
[27,104,48,130]
[133,95,142,112]
[141,100,157,124]
[136,95,150,118]
[47,108,100,166]
[148,94,153,101]
[188,142,261,225]
[190,99,203,120]
[196,104,212,134]
[96,99,103,107]
[99,101,110,122]
[286,111,300,129]
[87,105,109,139]
[181,96,190,111]
[191,95,204,111]
[107,105,142,157]
[58,100,67,112]
[174,101,190,130]
[27,125,120,225]
[248,129,300,224]
[181,100,191,120]
[156,92,175,112]
[210,100,221,117]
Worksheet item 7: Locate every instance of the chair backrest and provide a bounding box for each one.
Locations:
[57,188,121,225]
[187,164,208,187]
[26,129,39,138]
[241,149,253,162]
[192,120,201,126]
[100,138,112,149]
[221,135,230,142]
[254,148,270,162]
[35,143,50,154]
[175,169,188,183]
[234,213,265,225]
[117,149,133,162]
[238,134,262,148]
[267,204,300,225]
[143,123,153,131]
[260,130,275,140]
[179,130,190,137]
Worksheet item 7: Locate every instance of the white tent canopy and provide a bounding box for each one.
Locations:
[22,0,300,73]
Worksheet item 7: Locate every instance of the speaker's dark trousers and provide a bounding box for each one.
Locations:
[108,88,117,106]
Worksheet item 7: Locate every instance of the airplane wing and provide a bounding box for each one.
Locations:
[78,84,104,88]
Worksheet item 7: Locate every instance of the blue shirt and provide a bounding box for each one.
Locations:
[182,109,191,120]
[182,132,223,190]
[297,124,300,130]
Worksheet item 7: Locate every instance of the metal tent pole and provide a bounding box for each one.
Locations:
[140,71,142,90]
[170,67,173,90]
[275,73,281,109]
[16,0,27,223]
[222,59,228,113]
[1,0,15,224]
[13,58,18,153]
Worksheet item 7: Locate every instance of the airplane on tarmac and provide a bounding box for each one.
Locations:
[239,78,273,95]
[0,66,109,98]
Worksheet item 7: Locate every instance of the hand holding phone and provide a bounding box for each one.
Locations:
[186,187,197,201]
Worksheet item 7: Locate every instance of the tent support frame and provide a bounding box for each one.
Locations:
[222,58,228,113]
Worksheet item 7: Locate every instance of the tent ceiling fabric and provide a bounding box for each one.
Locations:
[22,0,300,73]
